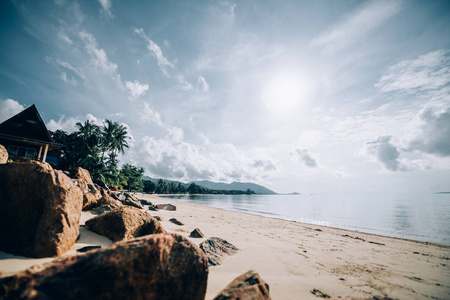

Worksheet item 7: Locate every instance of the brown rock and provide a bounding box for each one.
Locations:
[0,144,8,164]
[0,161,83,258]
[74,167,102,210]
[190,228,204,238]
[122,192,144,209]
[0,233,209,300]
[156,203,176,211]
[85,206,164,242]
[199,237,238,266]
[213,270,271,300]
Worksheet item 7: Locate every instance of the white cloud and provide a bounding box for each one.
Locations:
[197,76,209,92]
[375,50,450,93]
[405,106,450,157]
[0,99,26,123]
[45,56,86,85]
[125,136,279,183]
[134,28,174,76]
[46,114,103,133]
[125,80,149,100]
[98,0,113,18]
[79,30,121,85]
[177,75,193,91]
[139,103,163,126]
[312,0,402,54]
[290,148,318,167]
[57,31,73,44]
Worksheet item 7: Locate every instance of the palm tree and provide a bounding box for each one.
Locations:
[102,120,129,166]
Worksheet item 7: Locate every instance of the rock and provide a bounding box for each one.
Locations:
[156,203,176,211]
[0,233,209,300]
[0,144,8,164]
[96,184,123,208]
[122,192,144,209]
[139,199,153,205]
[170,218,184,226]
[74,167,102,210]
[76,245,102,252]
[199,237,238,266]
[85,206,165,242]
[0,161,83,258]
[148,204,158,211]
[190,228,205,238]
[213,270,271,300]
[153,216,163,221]
[91,204,114,215]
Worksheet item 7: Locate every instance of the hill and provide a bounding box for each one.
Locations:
[192,180,277,195]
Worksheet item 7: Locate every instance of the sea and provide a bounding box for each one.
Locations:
[160,193,450,246]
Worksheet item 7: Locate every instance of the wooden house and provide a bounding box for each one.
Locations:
[0,105,61,162]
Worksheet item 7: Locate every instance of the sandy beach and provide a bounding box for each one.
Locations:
[1,194,449,299]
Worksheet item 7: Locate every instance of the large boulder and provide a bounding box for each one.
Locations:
[0,161,83,258]
[85,206,164,242]
[199,237,238,266]
[0,233,209,300]
[0,144,8,164]
[213,270,271,300]
[74,167,102,210]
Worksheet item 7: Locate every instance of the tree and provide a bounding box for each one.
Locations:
[143,180,156,193]
[121,164,144,192]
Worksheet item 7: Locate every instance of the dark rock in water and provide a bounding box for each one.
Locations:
[85,206,164,242]
[213,270,271,300]
[156,203,176,211]
[77,245,102,253]
[199,237,238,266]
[0,161,83,258]
[190,228,205,238]
[0,233,209,300]
[139,199,153,206]
[170,218,184,226]
[122,193,144,209]
[74,167,102,210]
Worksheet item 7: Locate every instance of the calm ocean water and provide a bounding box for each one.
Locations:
[160,193,450,245]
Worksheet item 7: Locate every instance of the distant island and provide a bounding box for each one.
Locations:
[142,176,277,195]
[435,192,450,194]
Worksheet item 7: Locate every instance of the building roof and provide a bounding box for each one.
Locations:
[0,104,61,149]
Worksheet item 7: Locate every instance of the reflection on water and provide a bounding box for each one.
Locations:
[160,193,450,245]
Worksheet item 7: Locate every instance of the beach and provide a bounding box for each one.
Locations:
[1,194,449,299]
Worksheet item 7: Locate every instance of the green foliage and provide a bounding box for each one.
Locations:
[50,119,134,190]
[121,164,144,192]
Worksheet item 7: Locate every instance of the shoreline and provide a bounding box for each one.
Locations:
[156,194,450,248]
[1,194,449,299]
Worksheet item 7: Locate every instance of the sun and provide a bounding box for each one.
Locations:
[261,73,312,116]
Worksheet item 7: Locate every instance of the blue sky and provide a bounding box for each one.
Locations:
[1,0,450,193]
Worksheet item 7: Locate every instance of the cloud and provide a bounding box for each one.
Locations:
[134,28,174,76]
[197,76,209,92]
[98,0,113,18]
[125,136,279,182]
[290,148,318,167]
[125,80,149,100]
[58,31,73,45]
[365,136,430,171]
[46,114,103,133]
[45,56,86,85]
[177,75,193,91]
[312,0,401,54]
[0,99,26,123]
[405,106,450,157]
[365,136,400,171]
[375,50,450,93]
[79,30,121,85]
[139,103,163,126]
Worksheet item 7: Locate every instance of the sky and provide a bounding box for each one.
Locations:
[0,0,449,194]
